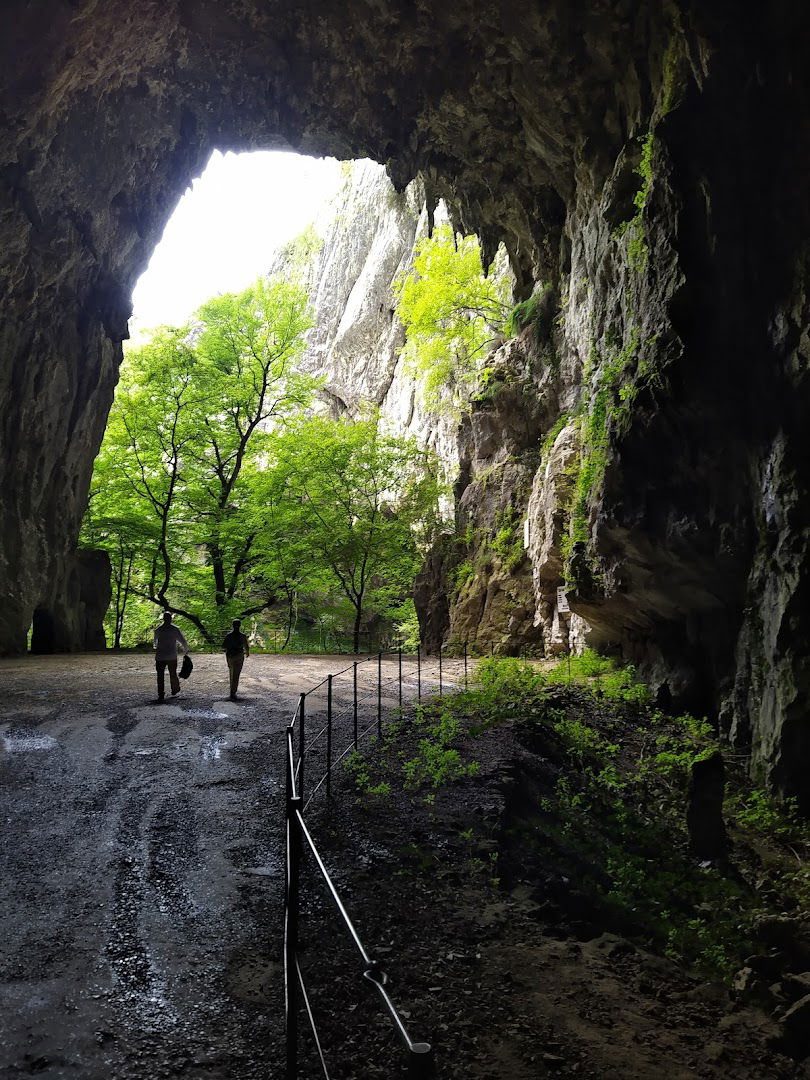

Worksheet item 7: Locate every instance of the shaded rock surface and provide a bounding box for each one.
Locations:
[1,2,810,799]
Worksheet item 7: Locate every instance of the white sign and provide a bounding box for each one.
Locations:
[557,586,570,613]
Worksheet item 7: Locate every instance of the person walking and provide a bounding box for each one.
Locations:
[223,618,250,701]
[153,611,189,701]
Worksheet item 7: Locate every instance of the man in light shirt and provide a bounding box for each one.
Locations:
[153,611,189,701]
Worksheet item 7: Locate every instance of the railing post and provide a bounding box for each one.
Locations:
[417,644,422,704]
[398,646,402,712]
[298,692,306,801]
[326,674,333,799]
[407,1042,435,1079]
[464,640,468,690]
[353,661,358,749]
[377,651,382,739]
[285,770,302,1078]
[438,646,443,699]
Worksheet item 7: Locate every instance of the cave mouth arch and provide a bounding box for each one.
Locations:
[4,1,809,804]
[2,0,620,657]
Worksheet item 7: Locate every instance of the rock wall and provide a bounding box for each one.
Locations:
[280,160,461,471]
[1,2,809,799]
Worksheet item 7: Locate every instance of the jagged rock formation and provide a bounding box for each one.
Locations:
[292,162,421,414]
[1,2,809,802]
[276,160,463,477]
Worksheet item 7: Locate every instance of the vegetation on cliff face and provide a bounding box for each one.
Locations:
[393,223,511,412]
[393,220,559,417]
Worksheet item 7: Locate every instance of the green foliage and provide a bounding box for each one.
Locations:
[545,649,652,705]
[343,653,810,986]
[274,224,323,280]
[257,413,442,651]
[394,224,511,413]
[505,294,540,337]
[83,278,442,648]
[394,601,422,651]
[727,788,801,837]
[403,709,480,789]
[451,559,475,595]
[614,133,656,272]
[504,288,552,340]
[82,278,316,644]
[547,647,612,680]
[599,667,652,704]
[540,412,571,461]
[659,27,688,117]
[552,714,610,759]
[470,365,504,405]
[343,750,391,797]
[473,656,545,697]
[489,507,525,572]
[560,330,640,582]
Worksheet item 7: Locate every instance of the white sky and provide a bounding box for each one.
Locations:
[129,150,344,337]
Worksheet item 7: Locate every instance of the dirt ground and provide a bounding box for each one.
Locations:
[0,651,443,1080]
[1,652,804,1080]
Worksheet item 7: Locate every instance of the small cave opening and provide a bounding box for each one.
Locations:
[30,607,58,655]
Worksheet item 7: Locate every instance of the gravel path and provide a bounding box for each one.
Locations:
[0,651,450,1079]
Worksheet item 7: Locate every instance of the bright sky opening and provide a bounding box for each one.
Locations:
[129,149,344,338]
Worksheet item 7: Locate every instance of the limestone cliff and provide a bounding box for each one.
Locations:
[274,161,461,470]
[286,163,542,653]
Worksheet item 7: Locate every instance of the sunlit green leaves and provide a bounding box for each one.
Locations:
[394,224,510,412]
[82,276,315,643]
[251,413,442,649]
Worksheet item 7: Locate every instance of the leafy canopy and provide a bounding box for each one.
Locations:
[254,413,441,651]
[394,224,511,411]
[82,276,316,644]
[82,276,443,650]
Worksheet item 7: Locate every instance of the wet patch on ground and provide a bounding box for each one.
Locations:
[1,728,59,752]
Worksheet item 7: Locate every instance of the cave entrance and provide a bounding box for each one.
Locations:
[87,148,368,651]
[129,149,344,336]
[30,608,58,655]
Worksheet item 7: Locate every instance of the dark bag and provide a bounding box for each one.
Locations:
[179,653,193,679]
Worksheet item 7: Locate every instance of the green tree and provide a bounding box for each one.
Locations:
[81,445,159,648]
[257,414,441,652]
[394,224,511,411]
[82,277,315,643]
[183,281,315,622]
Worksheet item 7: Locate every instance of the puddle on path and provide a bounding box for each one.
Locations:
[130,704,229,725]
[200,735,227,760]
[184,709,229,721]
[242,864,280,877]
[1,730,58,752]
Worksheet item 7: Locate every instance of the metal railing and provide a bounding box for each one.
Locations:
[281,639,545,1078]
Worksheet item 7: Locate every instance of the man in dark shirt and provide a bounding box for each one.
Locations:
[223,618,250,701]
